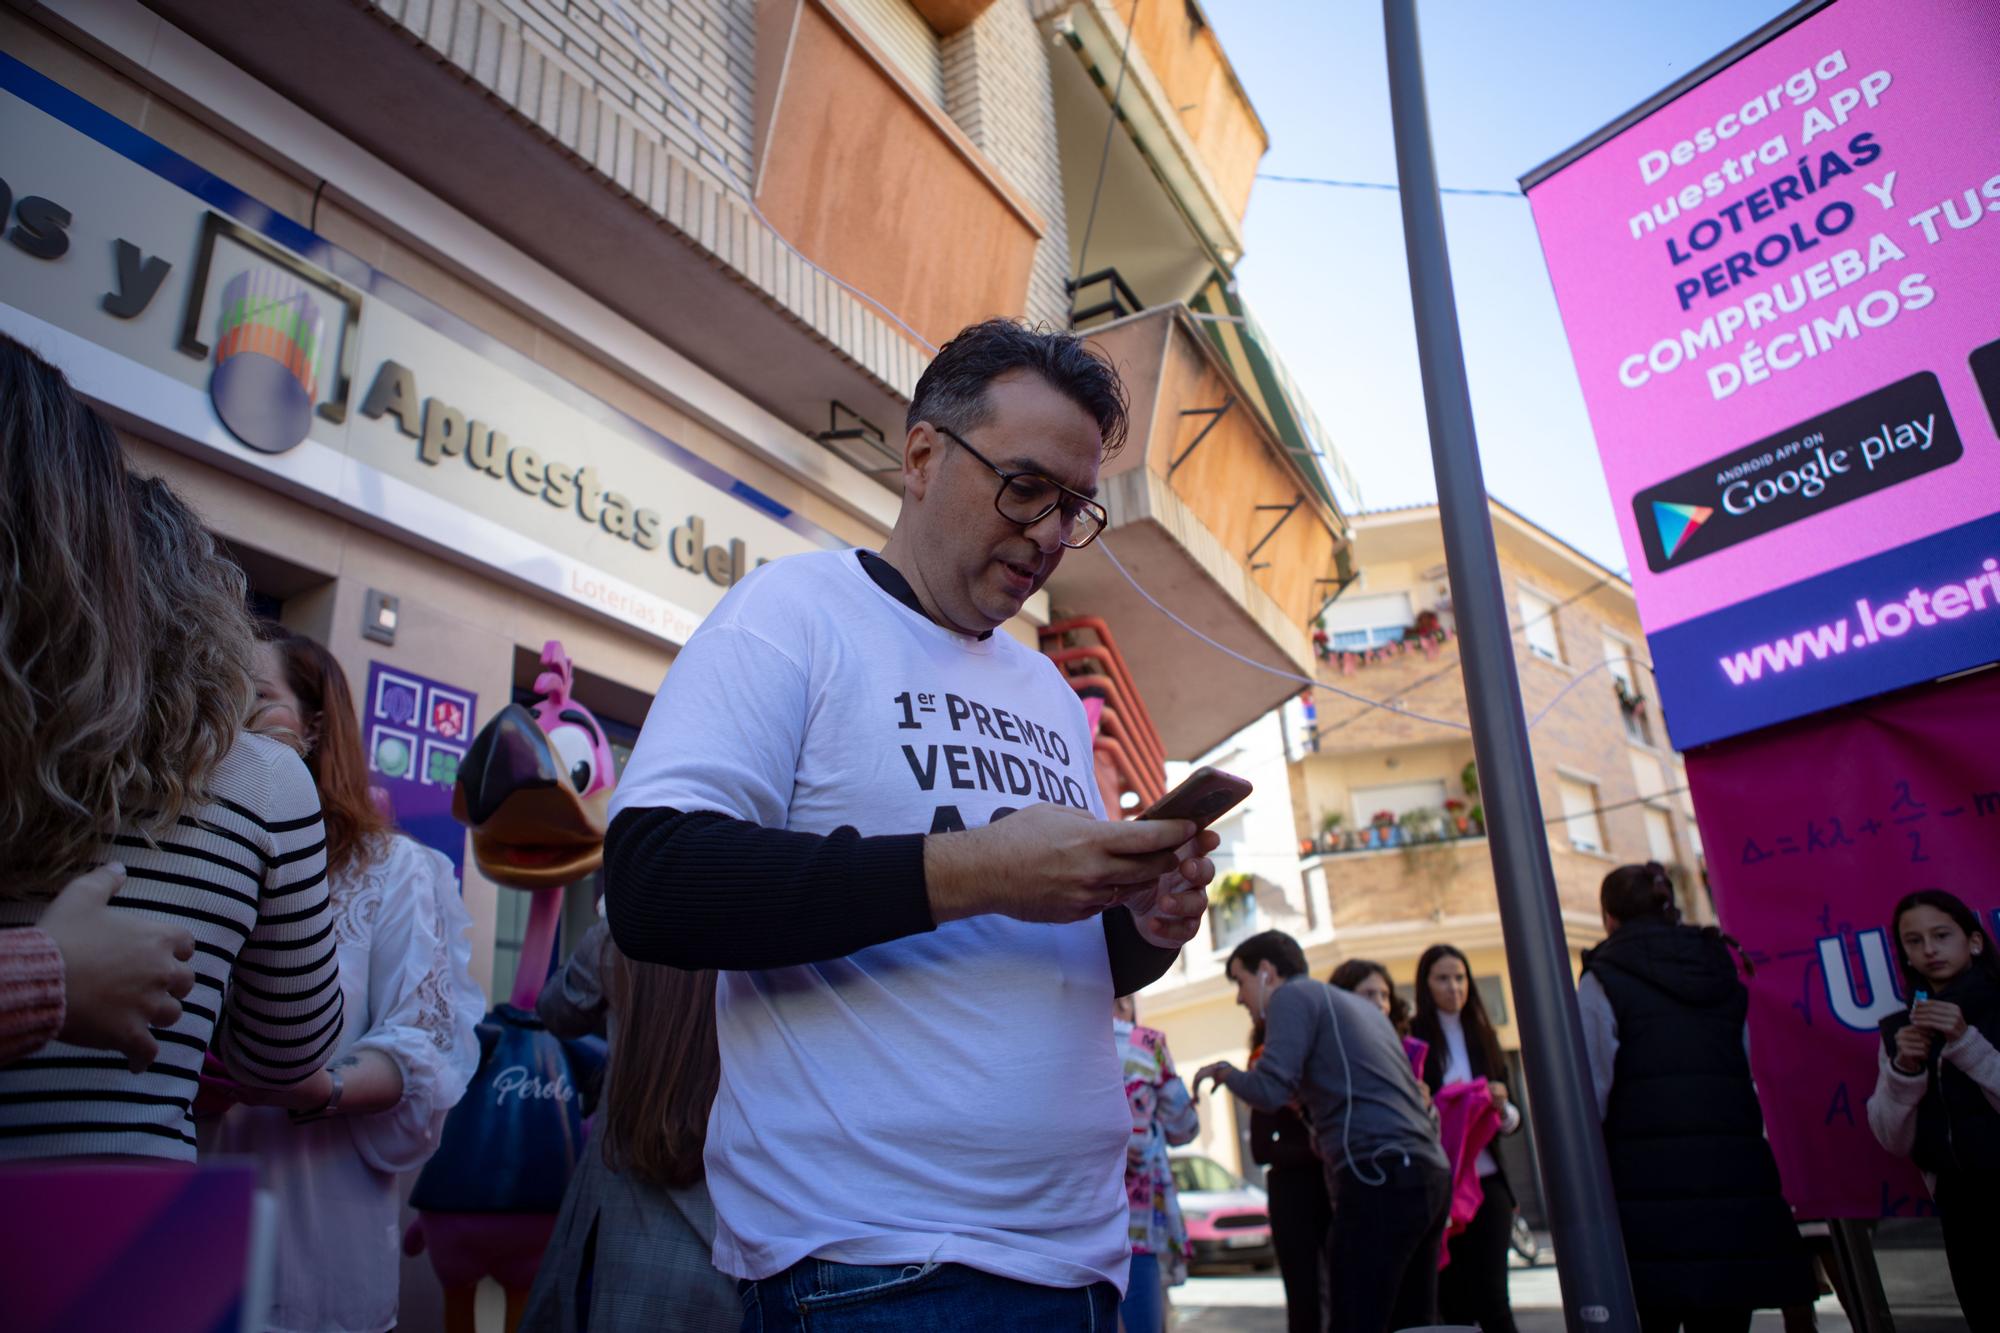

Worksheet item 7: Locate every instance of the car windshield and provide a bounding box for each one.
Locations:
[1171,1155,1242,1194]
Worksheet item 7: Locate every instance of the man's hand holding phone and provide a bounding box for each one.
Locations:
[925,803,1206,926]
[1116,832,1219,948]
[1113,767,1245,946]
[922,766,1242,937]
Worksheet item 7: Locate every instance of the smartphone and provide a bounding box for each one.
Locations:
[1135,766,1252,830]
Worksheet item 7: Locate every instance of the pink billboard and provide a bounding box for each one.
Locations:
[1684,667,2000,1218]
[1523,0,2000,749]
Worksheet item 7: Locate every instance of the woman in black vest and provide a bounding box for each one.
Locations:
[1247,1015,1329,1333]
[1867,888,2000,1328]
[1579,864,1813,1333]
[1410,944,1519,1333]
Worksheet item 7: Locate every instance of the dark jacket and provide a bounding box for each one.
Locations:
[1584,919,1815,1312]
[1249,1104,1320,1173]
[1877,964,2000,1175]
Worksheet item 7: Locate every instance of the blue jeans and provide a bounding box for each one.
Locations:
[739,1258,1122,1331]
[1119,1252,1163,1333]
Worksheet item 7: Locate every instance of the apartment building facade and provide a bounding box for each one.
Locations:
[1139,500,1706,1222]
[3,1,1359,1316]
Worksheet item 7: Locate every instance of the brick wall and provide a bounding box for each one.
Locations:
[844,0,945,104]
[1289,516,1703,935]
[476,0,757,192]
[364,0,930,398]
[942,1,1072,330]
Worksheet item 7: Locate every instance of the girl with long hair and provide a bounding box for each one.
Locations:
[1867,888,2000,1327]
[0,335,342,1160]
[1331,958,1405,1032]
[200,625,482,1333]
[1410,943,1519,1333]
[522,922,736,1331]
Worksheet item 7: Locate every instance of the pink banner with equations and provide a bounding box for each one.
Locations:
[1524,0,2000,748]
[1685,667,2000,1218]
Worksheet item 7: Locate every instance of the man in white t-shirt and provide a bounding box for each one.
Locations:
[605,319,1219,1329]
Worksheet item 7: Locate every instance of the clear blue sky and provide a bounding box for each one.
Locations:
[1204,0,1797,569]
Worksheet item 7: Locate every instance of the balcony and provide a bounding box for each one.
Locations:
[1044,304,1347,759]
[1300,834,1498,935]
[755,0,1046,351]
[1041,0,1266,276]
[1298,815,1486,860]
[1125,0,1267,225]
[1305,629,1471,752]
[143,0,934,464]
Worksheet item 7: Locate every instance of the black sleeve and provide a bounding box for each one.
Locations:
[604,806,935,970]
[1104,906,1181,997]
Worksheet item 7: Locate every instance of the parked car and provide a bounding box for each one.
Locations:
[1169,1151,1276,1271]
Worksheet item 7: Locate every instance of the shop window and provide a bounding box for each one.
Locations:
[1518,586,1564,663]
[1558,775,1606,854]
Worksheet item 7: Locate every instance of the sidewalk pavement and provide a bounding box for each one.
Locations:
[1174,1245,1967,1332]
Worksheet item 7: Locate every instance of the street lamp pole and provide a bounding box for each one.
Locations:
[1379,3,1640,1329]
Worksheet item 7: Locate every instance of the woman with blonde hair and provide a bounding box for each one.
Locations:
[0,333,342,1159]
[200,624,481,1333]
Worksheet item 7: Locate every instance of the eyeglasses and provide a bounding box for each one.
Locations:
[934,426,1109,550]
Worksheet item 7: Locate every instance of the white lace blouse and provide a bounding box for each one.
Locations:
[200,833,484,1333]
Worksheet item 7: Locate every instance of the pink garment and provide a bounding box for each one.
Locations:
[1401,1035,1429,1083]
[0,929,63,1065]
[1433,1079,1503,1270]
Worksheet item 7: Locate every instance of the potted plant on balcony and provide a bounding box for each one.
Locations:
[1398,806,1444,846]
[1444,797,1470,836]
[1370,809,1397,848]
[1319,810,1346,853]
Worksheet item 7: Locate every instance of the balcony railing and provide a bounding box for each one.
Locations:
[1067,267,1144,329]
[1299,820,1488,861]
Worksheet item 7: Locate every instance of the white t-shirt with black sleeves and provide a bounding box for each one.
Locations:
[611,548,1132,1290]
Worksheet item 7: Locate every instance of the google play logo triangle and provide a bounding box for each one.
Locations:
[1652,500,1714,560]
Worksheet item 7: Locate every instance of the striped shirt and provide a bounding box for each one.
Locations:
[0,733,342,1160]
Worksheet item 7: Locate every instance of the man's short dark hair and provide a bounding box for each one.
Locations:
[1229,930,1308,981]
[907,319,1129,457]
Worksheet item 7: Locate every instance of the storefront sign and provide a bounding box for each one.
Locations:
[1685,667,2000,1217]
[0,54,840,646]
[1522,0,2000,748]
[365,660,477,878]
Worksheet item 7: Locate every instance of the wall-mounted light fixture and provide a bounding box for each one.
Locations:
[362,589,399,646]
